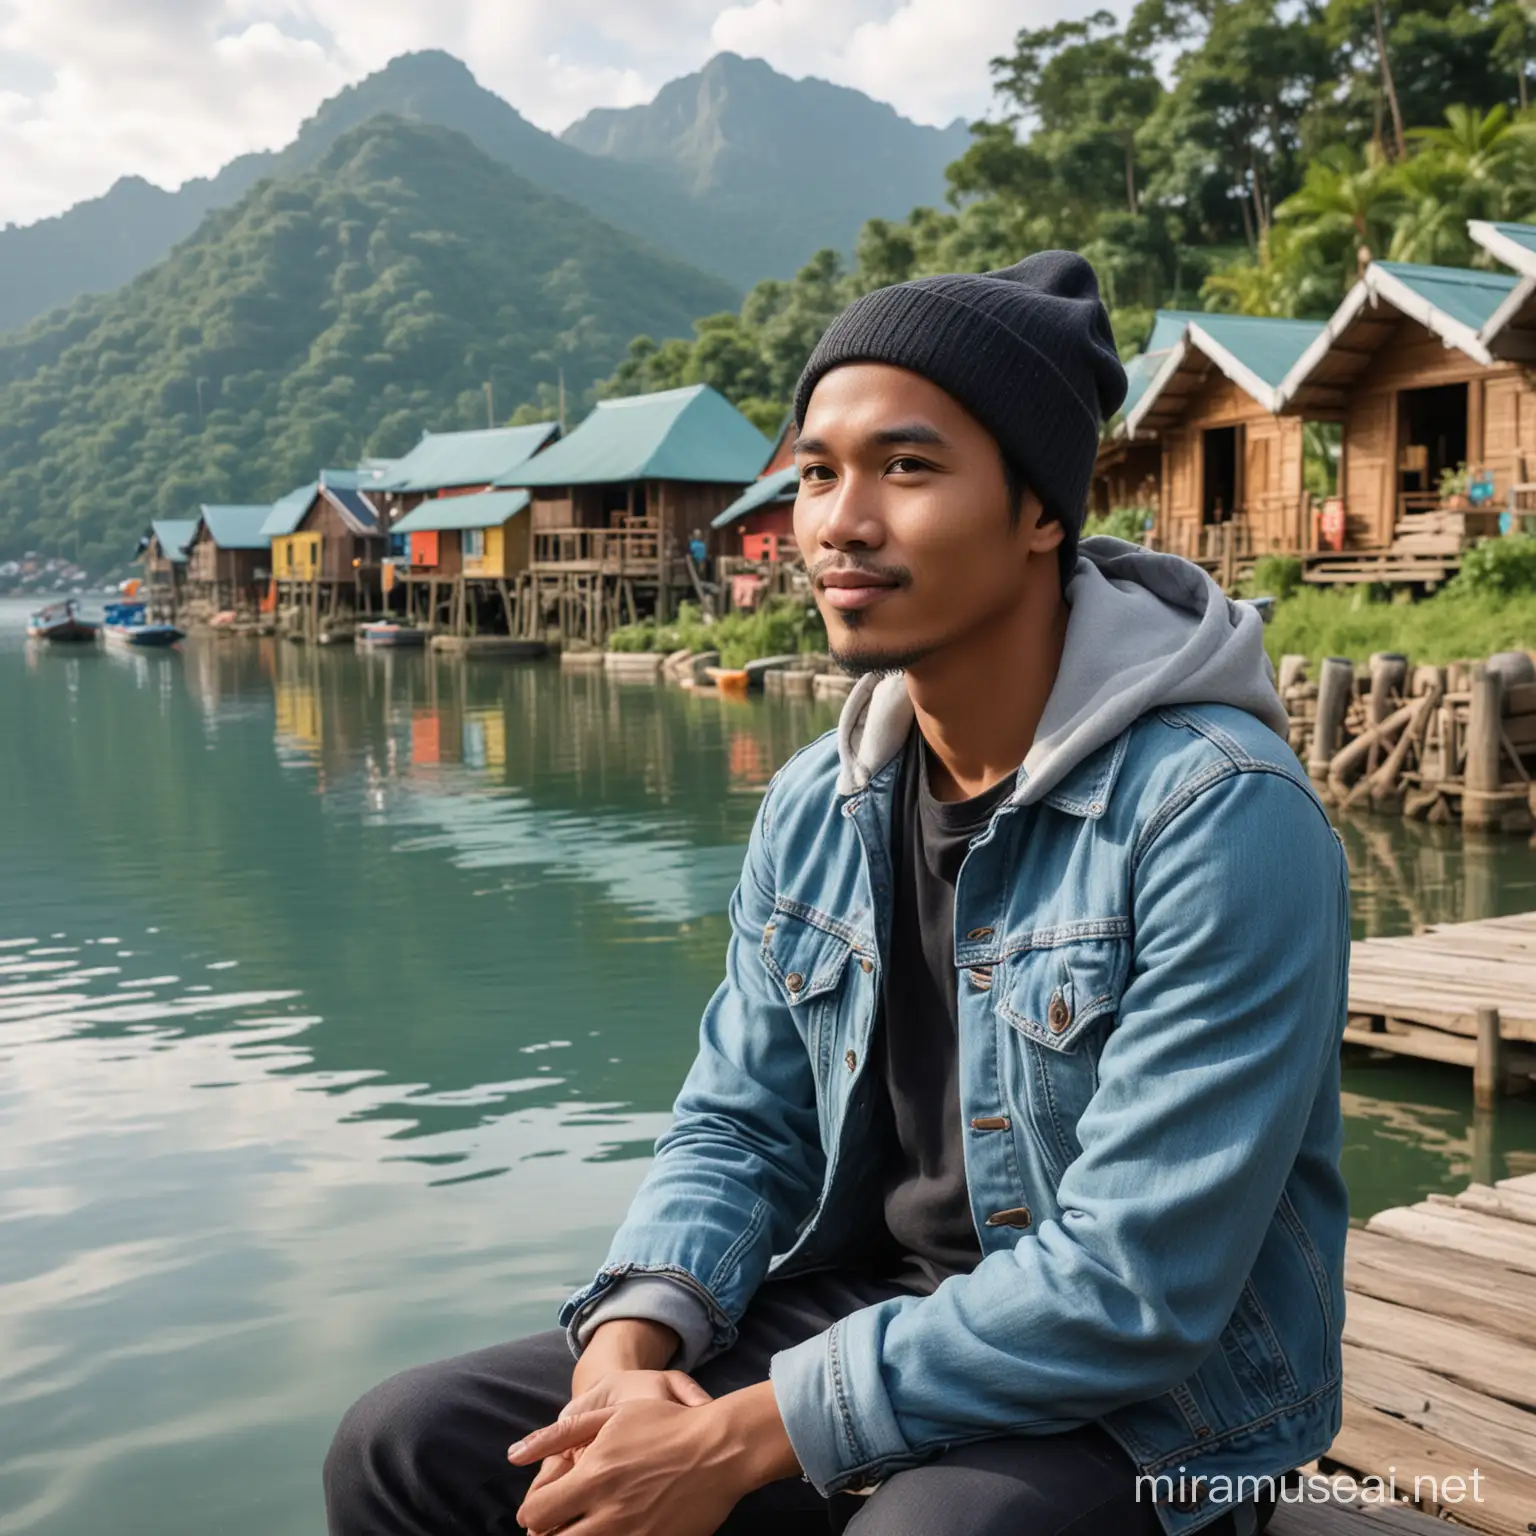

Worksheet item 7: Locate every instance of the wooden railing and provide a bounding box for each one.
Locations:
[531,528,660,569]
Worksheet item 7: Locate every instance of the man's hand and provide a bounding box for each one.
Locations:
[510,1382,799,1536]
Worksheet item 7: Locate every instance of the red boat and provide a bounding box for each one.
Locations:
[26,599,99,643]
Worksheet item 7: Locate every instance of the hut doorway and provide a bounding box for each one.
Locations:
[1202,425,1241,524]
[1397,383,1467,505]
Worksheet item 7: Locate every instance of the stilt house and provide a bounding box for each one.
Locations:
[372,423,561,523]
[140,517,197,616]
[1122,314,1326,564]
[505,385,769,645]
[264,471,388,622]
[185,505,273,612]
[390,490,535,635]
[1277,260,1522,576]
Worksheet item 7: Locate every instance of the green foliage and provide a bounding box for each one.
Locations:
[1263,581,1536,665]
[1082,505,1152,541]
[607,598,826,670]
[1245,555,1305,601]
[1437,460,1472,499]
[0,117,738,564]
[1443,533,1536,595]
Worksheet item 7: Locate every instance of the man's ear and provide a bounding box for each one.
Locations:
[1020,491,1064,553]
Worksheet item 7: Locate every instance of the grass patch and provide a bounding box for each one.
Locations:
[1260,586,1536,667]
[607,597,826,670]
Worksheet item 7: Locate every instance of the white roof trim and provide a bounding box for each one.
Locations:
[1276,266,1491,408]
[1186,322,1283,414]
[1122,337,1191,439]
[1469,219,1536,278]
[1480,272,1536,348]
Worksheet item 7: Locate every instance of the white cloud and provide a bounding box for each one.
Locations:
[0,0,1033,228]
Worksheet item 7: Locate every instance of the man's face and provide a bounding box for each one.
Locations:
[793,363,1062,675]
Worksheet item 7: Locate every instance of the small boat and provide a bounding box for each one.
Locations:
[704,665,751,697]
[27,598,99,643]
[102,600,183,648]
[358,621,426,648]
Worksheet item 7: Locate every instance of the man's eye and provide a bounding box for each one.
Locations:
[800,463,834,481]
[888,457,930,474]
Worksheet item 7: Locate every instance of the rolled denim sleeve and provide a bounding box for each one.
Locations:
[771,768,1349,1493]
[561,769,827,1362]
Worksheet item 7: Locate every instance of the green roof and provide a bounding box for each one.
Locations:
[392,490,531,533]
[379,423,559,493]
[712,466,798,529]
[197,505,272,549]
[1375,261,1518,333]
[508,385,771,488]
[1189,314,1325,388]
[1120,348,1172,419]
[150,517,198,564]
[1142,310,1208,353]
[262,482,318,538]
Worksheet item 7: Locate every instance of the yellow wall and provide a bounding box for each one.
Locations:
[461,518,530,579]
[273,531,320,581]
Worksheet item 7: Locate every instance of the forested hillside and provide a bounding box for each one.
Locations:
[0,118,737,565]
[595,0,1536,425]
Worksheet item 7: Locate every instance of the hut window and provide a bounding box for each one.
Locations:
[464,529,485,559]
[1202,426,1240,524]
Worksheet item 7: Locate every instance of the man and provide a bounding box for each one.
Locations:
[324,253,1349,1536]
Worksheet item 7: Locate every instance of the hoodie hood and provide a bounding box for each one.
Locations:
[834,537,1290,801]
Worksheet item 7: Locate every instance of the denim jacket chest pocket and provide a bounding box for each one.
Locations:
[761,906,868,1127]
[993,927,1130,1179]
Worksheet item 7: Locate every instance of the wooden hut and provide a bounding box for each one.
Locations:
[507,385,770,645]
[371,423,560,524]
[186,505,272,613]
[1122,314,1325,568]
[1278,260,1521,580]
[265,472,388,629]
[711,467,799,612]
[140,517,197,618]
[391,489,534,635]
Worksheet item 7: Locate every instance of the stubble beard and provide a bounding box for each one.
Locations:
[828,610,941,677]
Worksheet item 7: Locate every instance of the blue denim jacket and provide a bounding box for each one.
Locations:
[562,551,1350,1536]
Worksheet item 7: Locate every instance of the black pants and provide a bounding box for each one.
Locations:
[324,1270,1269,1535]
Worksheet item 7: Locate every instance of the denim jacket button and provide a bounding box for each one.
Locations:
[786,972,805,993]
[859,957,873,973]
[1047,996,1071,1032]
[844,1049,858,1072]
[966,926,994,941]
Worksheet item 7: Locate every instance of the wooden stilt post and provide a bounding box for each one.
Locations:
[1463,663,1504,831]
[1366,652,1408,776]
[1474,1005,1503,1109]
[1308,657,1354,790]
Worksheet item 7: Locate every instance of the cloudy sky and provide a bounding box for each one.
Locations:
[0,0,1036,229]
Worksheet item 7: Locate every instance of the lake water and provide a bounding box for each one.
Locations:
[3,597,1535,1536]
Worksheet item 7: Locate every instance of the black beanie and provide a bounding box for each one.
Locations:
[793,251,1127,568]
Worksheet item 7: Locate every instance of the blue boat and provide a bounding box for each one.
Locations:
[103,600,184,648]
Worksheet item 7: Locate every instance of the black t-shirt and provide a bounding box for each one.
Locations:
[871,724,1015,1294]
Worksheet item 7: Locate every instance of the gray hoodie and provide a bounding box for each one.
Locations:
[576,538,1289,1364]
[835,536,1289,800]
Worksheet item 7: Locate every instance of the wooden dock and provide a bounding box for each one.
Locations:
[1346,912,1536,1094]
[1265,1174,1536,1535]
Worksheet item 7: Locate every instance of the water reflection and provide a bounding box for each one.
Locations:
[3,610,1536,1536]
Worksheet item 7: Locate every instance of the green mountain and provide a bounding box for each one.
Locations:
[0,116,739,566]
[563,52,970,255]
[0,50,966,334]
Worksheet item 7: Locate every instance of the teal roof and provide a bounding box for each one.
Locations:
[150,517,198,564]
[1189,314,1325,387]
[712,466,798,529]
[508,385,771,488]
[379,423,559,493]
[262,482,318,538]
[1120,348,1173,419]
[392,490,531,533]
[197,504,272,549]
[1376,261,1518,332]
[1143,309,1209,353]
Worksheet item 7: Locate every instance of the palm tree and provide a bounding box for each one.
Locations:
[1275,144,1401,284]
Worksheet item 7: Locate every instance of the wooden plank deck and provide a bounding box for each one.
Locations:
[1267,1173,1536,1534]
[1345,911,1536,1084]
